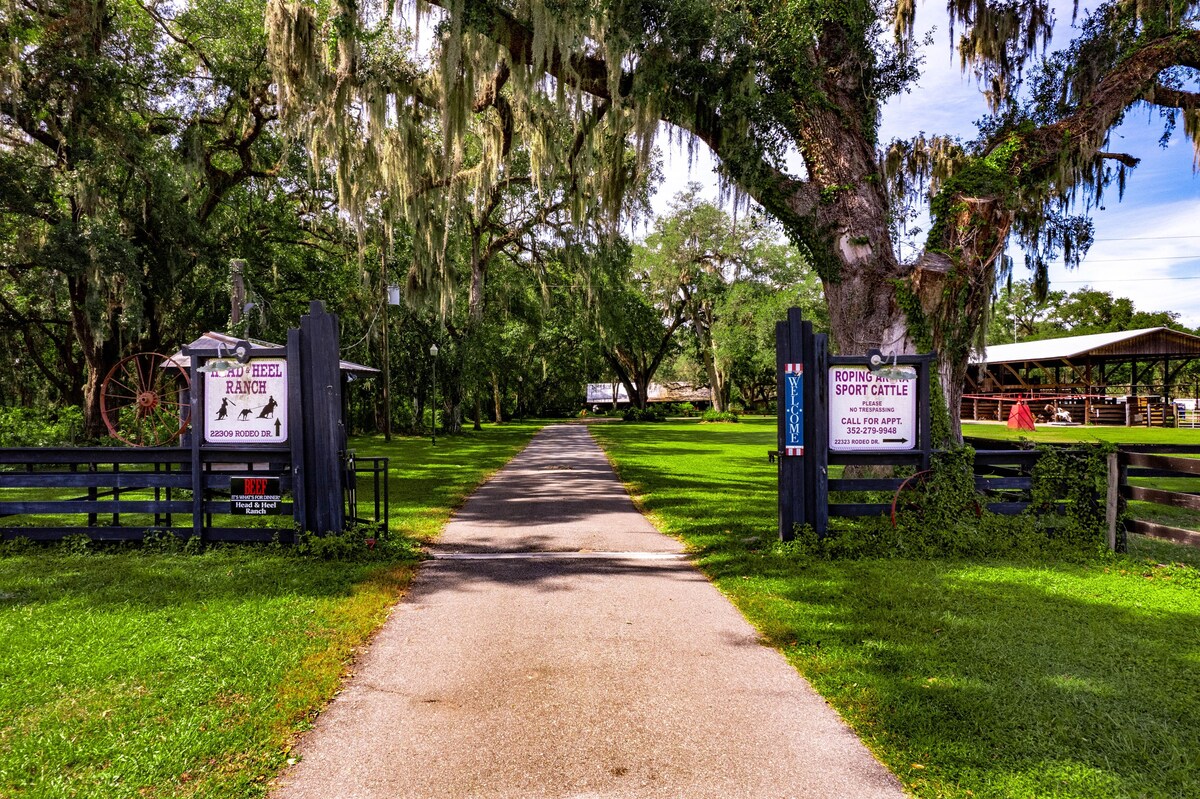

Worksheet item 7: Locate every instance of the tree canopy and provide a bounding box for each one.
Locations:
[2,0,1197,438]
[265,0,1200,440]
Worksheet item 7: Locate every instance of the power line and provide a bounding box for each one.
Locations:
[1055,276,1200,283]
[1093,234,1200,242]
[1078,254,1200,263]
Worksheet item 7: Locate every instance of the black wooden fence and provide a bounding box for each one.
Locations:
[1117,446,1200,548]
[0,446,387,543]
[775,306,1117,542]
[825,448,1048,519]
[0,302,391,544]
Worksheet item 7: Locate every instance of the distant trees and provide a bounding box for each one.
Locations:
[988,281,1186,344]
[631,190,825,411]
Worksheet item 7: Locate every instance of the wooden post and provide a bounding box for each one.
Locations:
[776,307,812,540]
[811,333,829,536]
[287,328,307,535]
[382,276,392,442]
[776,317,800,539]
[1105,451,1120,552]
[230,259,246,325]
[187,353,204,542]
[298,301,346,534]
[918,356,933,472]
[1084,363,1092,425]
[799,318,814,528]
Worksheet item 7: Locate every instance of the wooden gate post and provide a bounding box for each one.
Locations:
[776,307,828,541]
[294,301,346,534]
[1105,451,1120,552]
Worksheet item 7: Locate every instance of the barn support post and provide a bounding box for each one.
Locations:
[1085,363,1092,425]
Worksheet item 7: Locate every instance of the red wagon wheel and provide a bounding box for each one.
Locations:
[100,353,191,447]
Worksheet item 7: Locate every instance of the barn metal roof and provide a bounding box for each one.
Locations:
[970,327,1200,366]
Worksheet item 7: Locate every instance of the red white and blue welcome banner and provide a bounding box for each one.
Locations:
[783,362,804,456]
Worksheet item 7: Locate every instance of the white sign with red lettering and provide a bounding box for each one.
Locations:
[204,359,288,443]
[828,365,916,451]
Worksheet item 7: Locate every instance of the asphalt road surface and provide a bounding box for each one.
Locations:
[271,425,905,799]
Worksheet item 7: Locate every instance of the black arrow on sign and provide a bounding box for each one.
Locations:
[882,437,909,443]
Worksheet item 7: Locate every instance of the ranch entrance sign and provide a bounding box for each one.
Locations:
[775,307,933,539]
[204,359,288,443]
[0,301,388,544]
[828,365,917,451]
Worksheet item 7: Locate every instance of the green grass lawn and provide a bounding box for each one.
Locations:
[592,418,1200,799]
[0,421,540,799]
[350,421,544,541]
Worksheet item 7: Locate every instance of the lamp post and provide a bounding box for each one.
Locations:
[382,283,401,443]
[430,342,439,445]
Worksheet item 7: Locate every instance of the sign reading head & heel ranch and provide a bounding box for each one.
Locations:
[828,365,917,451]
[204,358,288,444]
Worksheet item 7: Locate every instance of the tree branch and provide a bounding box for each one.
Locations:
[137,1,214,74]
[1143,82,1200,110]
[1019,30,1200,178]
[423,0,821,225]
[1096,151,1140,167]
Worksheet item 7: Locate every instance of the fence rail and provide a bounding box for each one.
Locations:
[826,448,1050,521]
[0,446,388,543]
[1118,449,1200,547]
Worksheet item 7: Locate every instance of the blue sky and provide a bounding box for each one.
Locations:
[650,2,1200,325]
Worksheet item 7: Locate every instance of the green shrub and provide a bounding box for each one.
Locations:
[0,406,83,447]
[141,529,187,554]
[295,522,422,562]
[58,533,92,556]
[658,402,697,417]
[622,407,665,423]
[782,444,1112,560]
[701,409,739,423]
[0,536,35,555]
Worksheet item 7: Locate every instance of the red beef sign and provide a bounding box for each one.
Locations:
[230,476,282,515]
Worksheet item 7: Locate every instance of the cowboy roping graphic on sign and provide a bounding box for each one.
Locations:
[204,359,289,443]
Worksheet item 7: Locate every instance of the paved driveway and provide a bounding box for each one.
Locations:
[271,425,905,798]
